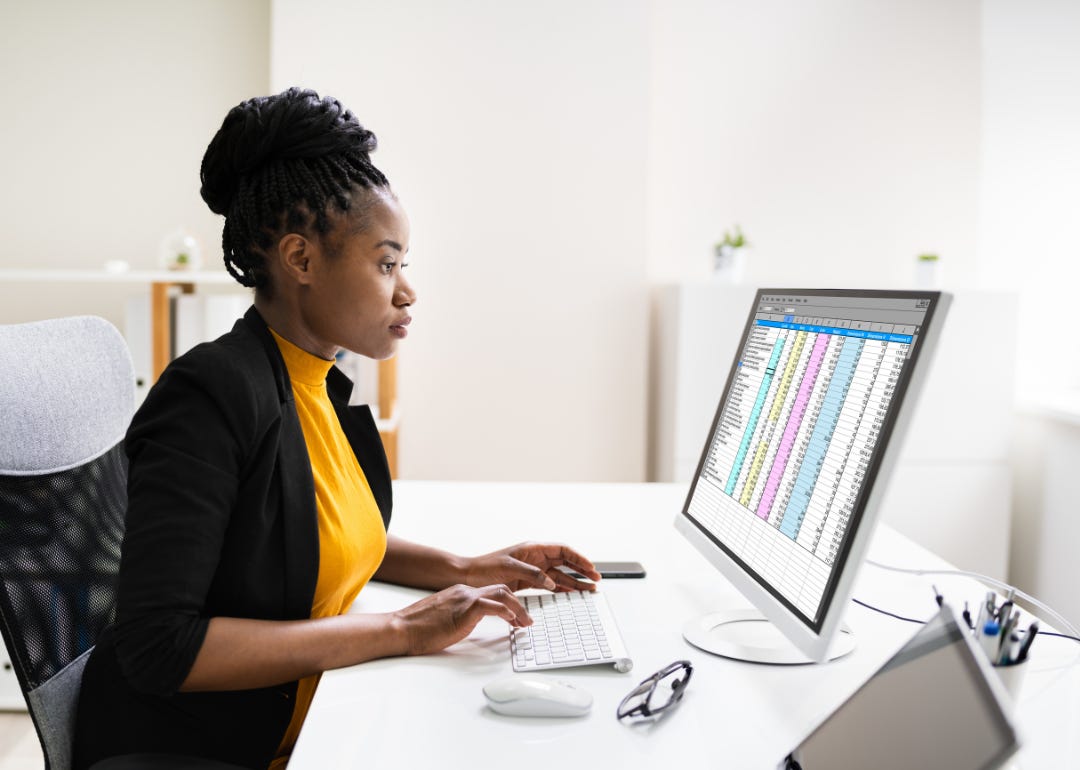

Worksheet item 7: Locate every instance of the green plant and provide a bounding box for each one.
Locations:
[715,225,748,253]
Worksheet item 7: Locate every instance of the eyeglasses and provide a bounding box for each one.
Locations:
[616,660,693,721]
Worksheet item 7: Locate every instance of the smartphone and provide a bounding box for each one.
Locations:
[562,561,647,579]
[595,561,646,578]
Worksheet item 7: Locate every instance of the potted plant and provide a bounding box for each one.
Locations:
[713,225,749,282]
[158,229,203,271]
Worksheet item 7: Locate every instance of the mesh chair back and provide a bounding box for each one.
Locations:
[0,316,134,770]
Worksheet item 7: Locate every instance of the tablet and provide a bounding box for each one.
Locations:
[779,603,1019,769]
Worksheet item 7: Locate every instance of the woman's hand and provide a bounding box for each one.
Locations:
[463,542,602,593]
[392,584,531,656]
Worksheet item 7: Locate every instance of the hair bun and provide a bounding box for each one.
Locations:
[200,87,378,216]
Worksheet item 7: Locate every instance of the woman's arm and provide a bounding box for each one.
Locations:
[183,535,603,691]
[374,534,602,593]
[371,534,473,590]
[181,582,529,691]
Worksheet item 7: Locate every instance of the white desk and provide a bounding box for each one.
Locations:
[291,482,1079,769]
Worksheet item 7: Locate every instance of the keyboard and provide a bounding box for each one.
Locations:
[510,590,633,673]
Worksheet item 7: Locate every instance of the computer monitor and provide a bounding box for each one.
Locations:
[674,288,950,664]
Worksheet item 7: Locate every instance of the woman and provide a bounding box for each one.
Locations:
[74,87,601,769]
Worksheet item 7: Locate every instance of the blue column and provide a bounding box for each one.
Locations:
[726,336,787,497]
[778,337,864,539]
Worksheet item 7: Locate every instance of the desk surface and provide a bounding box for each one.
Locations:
[291,482,1078,769]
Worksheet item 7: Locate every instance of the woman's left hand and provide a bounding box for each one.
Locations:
[464,543,602,593]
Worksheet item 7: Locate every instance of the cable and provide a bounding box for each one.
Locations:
[852,596,1080,646]
[865,558,1080,642]
[851,597,926,624]
[1041,631,1080,643]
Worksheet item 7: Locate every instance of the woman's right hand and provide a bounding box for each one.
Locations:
[391,583,531,657]
[182,586,530,691]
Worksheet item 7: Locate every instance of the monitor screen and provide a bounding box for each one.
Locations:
[675,289,949,663]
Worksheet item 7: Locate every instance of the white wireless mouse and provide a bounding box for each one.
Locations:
[482,676,593,717]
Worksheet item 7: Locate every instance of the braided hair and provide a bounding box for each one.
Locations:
[199,87,390,291]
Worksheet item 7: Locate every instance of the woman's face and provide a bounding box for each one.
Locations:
[297,190,415,360]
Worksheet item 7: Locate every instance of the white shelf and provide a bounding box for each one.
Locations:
[0,268,236,284]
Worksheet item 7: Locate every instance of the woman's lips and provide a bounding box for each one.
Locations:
[390,316,411,338]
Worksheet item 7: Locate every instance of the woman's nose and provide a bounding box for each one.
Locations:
[395,275,416,307]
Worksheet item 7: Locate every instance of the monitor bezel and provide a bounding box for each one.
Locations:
[674,288,951,662]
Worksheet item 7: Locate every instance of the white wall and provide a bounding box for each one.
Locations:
[980,0,1080,393]
[270,0,652,481]
[271,0,981,481]
[2,1,988,489]
[0,0,269,328]
[647,0,981,289]
[981,0,1080,624]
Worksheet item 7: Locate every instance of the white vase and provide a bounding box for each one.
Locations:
[713,246,746,284]
[158,228,203,271]
[914,258,941,289]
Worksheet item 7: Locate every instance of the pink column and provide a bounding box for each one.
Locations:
[756,333,829,520]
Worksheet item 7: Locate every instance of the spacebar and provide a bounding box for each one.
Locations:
[551,651,586,662]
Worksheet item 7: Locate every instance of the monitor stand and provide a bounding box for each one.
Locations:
[683,609,855,665]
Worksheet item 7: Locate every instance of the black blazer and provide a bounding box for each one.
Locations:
[74,307,392,770]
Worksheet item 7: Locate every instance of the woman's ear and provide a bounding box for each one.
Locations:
[276,233,314,287]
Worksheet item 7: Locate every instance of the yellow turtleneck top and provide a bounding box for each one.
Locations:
[268,329,387,768]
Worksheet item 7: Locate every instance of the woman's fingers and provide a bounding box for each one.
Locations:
[476,583,531,626]
[502,558,558,591]
[549,565,598,593]
[547,545,601,582]
[465,542,601,592]
[397,583,532,656]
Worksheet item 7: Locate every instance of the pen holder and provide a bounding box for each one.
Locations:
[992,659,1028,706]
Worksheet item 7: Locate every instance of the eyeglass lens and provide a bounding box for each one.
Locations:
[618,660,692,719]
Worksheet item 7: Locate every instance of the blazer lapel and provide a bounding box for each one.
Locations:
[277,402,319,619]
[327,366,393,529]
[242,307,320,620]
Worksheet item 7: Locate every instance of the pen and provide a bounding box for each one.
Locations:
[998,609,1019,659]
[997,599,1013,625]
[1016,621,1039,663]
[999,632,1020,666]
[982,592,997,630]
[974,596,989,638]
[980,619,1001,662]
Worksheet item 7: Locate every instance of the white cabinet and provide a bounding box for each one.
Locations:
[1011,398,1080,631]
[650,284,1016,577]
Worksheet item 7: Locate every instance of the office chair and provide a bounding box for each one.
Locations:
[0,316,242,770]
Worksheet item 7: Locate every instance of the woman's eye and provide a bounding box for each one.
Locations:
[381,262,395,274]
